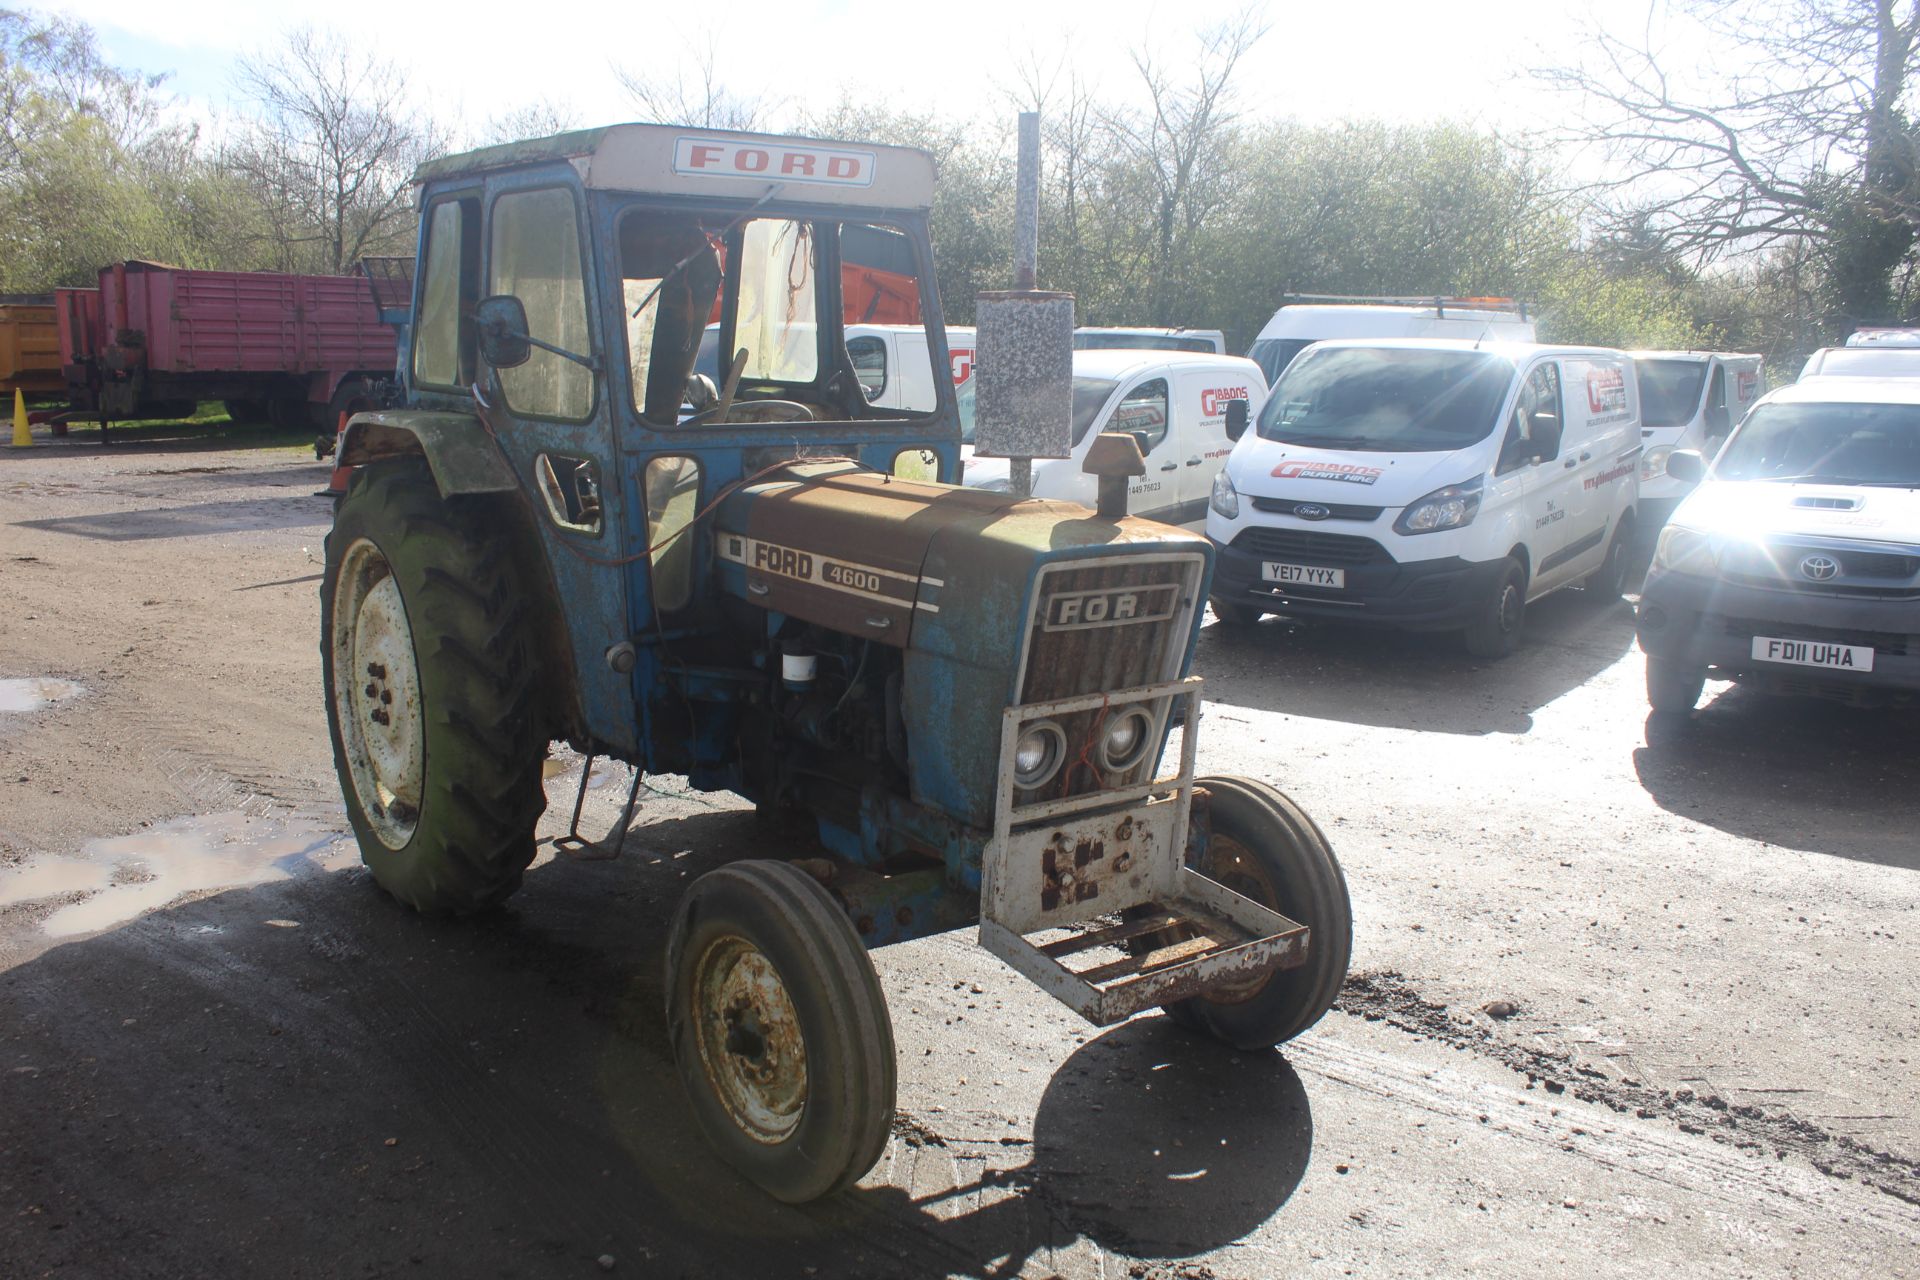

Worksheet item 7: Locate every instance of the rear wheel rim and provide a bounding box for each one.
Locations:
[691,935,808,1144]
[1192,831,1280,1005]
[1498,580,1522,634]
[331,538,423,850]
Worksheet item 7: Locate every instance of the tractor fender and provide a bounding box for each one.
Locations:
[339,410,520,497]
[336,407,587,744]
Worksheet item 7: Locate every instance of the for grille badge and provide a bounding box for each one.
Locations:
[1799,554,1839,582]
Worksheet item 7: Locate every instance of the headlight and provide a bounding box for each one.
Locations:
[1013,720,1066,788]
[1650,525,1718,576]
[1393,476,1483,535]
[1641,446,1672,481]
[1096,706,1156,773]
[1209,469,1239,519]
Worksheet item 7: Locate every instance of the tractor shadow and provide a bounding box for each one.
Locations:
[0,798,1313,1278]
[12,495,332,541]
[1197,585,1640,736]
[1632,684,1920,869]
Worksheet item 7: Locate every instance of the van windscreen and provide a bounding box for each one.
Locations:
[1716,402,1920,486]
[1638,359,1708,428]
[1248,337,1313,383]
[1257,347,1514,452]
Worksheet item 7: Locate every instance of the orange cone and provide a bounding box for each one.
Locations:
[9,389,32,448]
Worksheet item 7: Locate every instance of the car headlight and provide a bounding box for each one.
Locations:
[1209,469,1239,520]
[1013,720,1066,788]
[1096,706,1156,773]
[1651,524,1718,576]
[1393,476,1483,535]
[1641,446,1673,481]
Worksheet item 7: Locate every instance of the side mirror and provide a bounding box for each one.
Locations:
[1665,449,1706,485]
[1225,399,1249,441]
[474,295,533,369]
[1129,429,1154,457]
[1528,414,1563,462]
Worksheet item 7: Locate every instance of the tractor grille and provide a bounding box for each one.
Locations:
[1016,553,1204,801]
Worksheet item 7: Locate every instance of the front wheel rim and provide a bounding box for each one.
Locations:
[691,935,808,1144]
[330,538,424,850]
[1498,582,1522,633]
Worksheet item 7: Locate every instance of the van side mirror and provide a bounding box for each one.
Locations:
[1527,414,1563,462]
[1225,399,1249,441]
[474,295,533,369]
[1665,449,1706,485]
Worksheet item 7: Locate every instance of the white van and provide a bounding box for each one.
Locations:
[1246,296,1535,384]
[1075,327,1227,354]
[1207,339,1642,656]
[1632,350,1764,528]
[696,323,976,410]
[1798,345,1920,379]
[845,323,975,411]
[961,349,1265,527]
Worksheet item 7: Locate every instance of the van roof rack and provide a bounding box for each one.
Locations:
[1282,293,1529,320]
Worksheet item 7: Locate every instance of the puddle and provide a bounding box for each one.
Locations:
[0,678,85,714]
[0,811,348,938]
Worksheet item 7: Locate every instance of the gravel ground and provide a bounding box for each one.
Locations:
[0,430,1914,1279]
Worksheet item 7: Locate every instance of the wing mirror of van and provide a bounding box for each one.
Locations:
[1527,413,1563,462]
[1665,449,1706,485]
[1225,399,1249,441]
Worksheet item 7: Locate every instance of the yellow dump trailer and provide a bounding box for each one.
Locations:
[0,302,63,396]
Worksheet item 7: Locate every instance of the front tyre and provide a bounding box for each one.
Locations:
[667,861,896,1203]
[1646,655,1706,715]
[321,460,547,913]
[1462,558,1528,658]
[1161,777,1352,1050]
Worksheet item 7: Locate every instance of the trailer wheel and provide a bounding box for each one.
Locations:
[667,860,896,1203]
[321,459,546,913]
[1462,557,1527,658]
[1158,777,1352,1051]
[223,399,269,424]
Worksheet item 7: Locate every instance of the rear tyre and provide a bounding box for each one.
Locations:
[1583,516,1634,601]
[321,459,547,913]
[1646,656,1706,715]
[1155,776,1352,1051]
[1462,558,1527,658]
[667,860,896,1203]
[1210,596,1265,626]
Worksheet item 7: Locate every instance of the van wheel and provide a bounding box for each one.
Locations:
[1462,559,1527,658]
[1210,596,1265,626]
[1646,656,1705,715]
[1584,517,1634,601]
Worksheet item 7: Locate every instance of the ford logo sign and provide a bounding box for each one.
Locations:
[1294,503,1332,521]
[1799,554,1839,581]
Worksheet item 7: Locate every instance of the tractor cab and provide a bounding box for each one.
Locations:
[324,123,1351,1204]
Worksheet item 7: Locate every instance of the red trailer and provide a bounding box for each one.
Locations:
[59,261,399,439]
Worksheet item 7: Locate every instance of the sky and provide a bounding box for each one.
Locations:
[62,0,1677,144]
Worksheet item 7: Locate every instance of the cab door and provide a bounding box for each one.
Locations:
[1549,355,1637,586]
[1175,366,1249,525]
[1105,375,1184,523]
[1500,359,1577,591]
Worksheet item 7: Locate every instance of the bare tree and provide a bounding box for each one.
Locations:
[480,98,580,147]
[228,28,447,274]
[613,34,785,131]
[1106,6,1268,323]
[1537,0,1920,325]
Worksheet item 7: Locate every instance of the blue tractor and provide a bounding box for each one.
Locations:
[322,123,1351,1202]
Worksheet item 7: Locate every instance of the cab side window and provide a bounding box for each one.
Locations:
[1111,377,1170,451]
[1498,363,1562,473]
[490,187,594,421]
[412,196,479,390]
